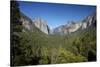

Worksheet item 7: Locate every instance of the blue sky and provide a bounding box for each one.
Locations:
[18,1,96,29]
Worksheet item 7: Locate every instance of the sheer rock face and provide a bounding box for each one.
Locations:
[20,12,34,32]
[53,22,82,34]
[20,12,50,34]
[20,11,96,35]
[53,12,96,34]
[33,18,49,34]
[20,17,33,31]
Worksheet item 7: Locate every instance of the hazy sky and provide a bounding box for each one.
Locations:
[18,1,96,29]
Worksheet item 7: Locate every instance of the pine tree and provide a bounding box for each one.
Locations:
[11,0,22,66]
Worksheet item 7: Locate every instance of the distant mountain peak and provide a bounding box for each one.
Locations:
[20,11,96,35]
[52,12,96,35]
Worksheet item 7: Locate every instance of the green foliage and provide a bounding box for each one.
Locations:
[12,26,96,66]
[11,0,23,66]
[55,46,87,63]
[11,1,96,66]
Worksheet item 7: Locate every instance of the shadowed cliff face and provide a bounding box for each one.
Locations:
[20,14,33,31]
[53,12,96,35]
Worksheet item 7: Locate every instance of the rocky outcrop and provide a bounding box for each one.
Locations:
[20,12,50,34]
[81,12,96,29]
[20,11,96,35]
[33,17,50,34]
[20,12,34,32]
[53,21,82,34]
[53,12,96,34]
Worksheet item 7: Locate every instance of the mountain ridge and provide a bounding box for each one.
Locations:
[52,12,96,35]
[20,12,50,34]
[20,11,96,35]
